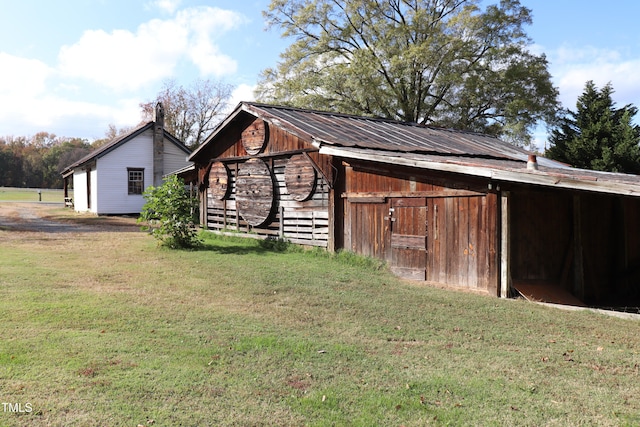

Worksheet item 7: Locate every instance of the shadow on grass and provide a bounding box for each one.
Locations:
[192,232,387,271]
[181,234,297,256]
[197,241,273,255]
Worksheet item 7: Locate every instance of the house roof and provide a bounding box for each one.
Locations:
[61,121,190,176]
[190,102,640,197]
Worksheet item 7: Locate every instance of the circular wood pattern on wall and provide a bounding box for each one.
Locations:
[235,158,274,226]
[285,154,317,201]
[208,162,230,200]
[241,119,268,155]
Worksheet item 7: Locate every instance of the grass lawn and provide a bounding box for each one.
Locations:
[1,206,639,426]
[0,187,68,203]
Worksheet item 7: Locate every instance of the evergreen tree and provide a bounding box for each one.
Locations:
[546,81,640,174]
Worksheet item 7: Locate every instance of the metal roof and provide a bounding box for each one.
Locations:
[61,122,190,175]
[320,146,640,197]
[241,102,535,162]
[190,102,640,197]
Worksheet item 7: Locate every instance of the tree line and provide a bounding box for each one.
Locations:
[0,134,93,189]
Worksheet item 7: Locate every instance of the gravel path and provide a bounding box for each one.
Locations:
[0,202,141,233]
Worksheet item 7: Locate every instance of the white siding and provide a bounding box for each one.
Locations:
[96,129,154,214]
[73,169,88,212]
[72,166,98,213]
[164,137,190,175]
[71,128,190,215]
[89,168,98,214]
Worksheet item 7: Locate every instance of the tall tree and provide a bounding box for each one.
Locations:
[546,81,640,174]
[140,79,234,149]
[257,0,558,147]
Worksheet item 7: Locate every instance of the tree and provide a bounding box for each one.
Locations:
[257,0,558,148]
[90,124,135,149]
[0,134,91,189]
[140,79,234,149]
[546,81,640,174]
[138,175,202,249]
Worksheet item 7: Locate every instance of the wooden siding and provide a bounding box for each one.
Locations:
[426,193,497,290]
[206,157,330,246]
[202,116,331,247]
[343,162,499,294]
[509,188,640,306]
[510,190,572,284]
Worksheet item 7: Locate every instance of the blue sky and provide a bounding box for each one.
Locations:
[2,0,640,150]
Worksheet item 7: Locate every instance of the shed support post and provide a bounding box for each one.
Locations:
[500,191,511,298]
[573,195,585,300]
[201,188,207,229]
[279,205,284,239]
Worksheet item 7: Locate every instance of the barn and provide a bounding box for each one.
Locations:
[61,104,191,215]
[188,102,640,308]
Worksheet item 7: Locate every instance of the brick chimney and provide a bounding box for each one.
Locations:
[153,102,165,186]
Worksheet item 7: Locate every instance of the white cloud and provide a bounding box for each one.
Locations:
[0,92,135,138]
[0,51,141,137]
[0,53,52,97]
[230,83,256,105]
[57,6,245,91]
[151,0,182,14]
[548,45,640,109]
[177,8,244,76]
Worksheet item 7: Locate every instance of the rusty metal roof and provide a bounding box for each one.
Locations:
[319,146,640,197]
[189,102,640,197]
[241,102,535,162]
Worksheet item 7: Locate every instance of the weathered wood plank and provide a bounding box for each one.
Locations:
[343,190,486,199]
[208,162,230,200]
[391,234,427,250]
[500,192,511,298]
[241,119,268,155]
[285,154,317,201]
[235,158,274,226]
[348,197,386,204]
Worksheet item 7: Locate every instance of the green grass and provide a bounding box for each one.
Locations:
[1,209,640,426]
[0,187,69,203]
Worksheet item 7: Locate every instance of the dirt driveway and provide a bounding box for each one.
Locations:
[0,202,142,234]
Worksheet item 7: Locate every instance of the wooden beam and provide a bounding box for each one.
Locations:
[342,190,486,199]
[573,195,585,300]
[500,191,511,298]
[319,146,640,198]
[328,187,336,252]
[210,148,319,164]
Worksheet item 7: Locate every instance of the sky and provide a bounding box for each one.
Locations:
[2,0,640,150]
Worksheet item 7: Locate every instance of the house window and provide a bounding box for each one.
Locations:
[128,168,144,195]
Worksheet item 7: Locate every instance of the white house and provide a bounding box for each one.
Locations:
[61,104,191,215]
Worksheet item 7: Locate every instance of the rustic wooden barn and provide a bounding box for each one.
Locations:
[189,102,640,308]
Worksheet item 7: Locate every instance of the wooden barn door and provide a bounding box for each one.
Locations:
[345,198,391,260]
[426,193,493,290]
[389,198,428,280]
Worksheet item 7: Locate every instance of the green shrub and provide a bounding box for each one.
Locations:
[138,175,202,249]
